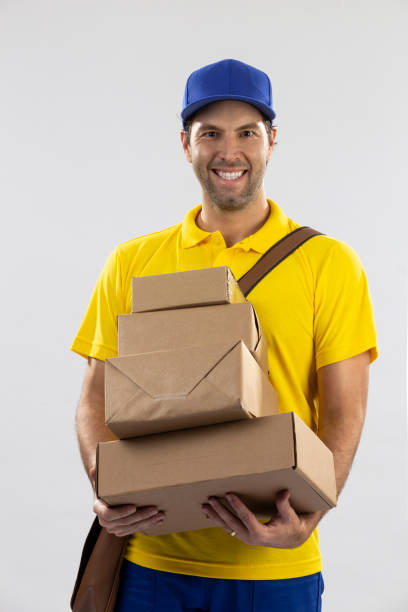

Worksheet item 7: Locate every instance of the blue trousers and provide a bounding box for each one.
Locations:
[115,560,324,612]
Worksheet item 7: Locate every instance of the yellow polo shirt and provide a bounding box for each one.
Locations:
[70,199,378,580]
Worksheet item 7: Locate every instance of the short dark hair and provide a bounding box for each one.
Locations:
[182,110,274,146]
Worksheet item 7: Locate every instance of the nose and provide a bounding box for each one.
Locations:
[217,133,242,163]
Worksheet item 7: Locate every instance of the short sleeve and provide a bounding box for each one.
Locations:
[70,248,125,362]
[314,240,379,370]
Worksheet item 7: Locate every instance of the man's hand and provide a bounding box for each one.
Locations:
[202,491,324,548]
[93,499,165,537]
[90,467,166,537]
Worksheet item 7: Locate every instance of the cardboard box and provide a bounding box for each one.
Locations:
[105,340,278,439]
[132,267,246,313]
[118,302,269,373]
[97,413,337,536]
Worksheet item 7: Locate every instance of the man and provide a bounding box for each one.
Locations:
[71,59,378,611]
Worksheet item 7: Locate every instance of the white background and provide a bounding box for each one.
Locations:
[1,1,407,610]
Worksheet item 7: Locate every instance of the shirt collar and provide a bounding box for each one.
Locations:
[181,204,213,248]
[181,199,292,254]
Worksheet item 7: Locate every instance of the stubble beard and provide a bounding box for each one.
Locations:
[195,165,266,212]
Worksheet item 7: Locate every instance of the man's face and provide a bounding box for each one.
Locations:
[181,100,275,212]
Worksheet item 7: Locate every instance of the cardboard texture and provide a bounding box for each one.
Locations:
[105,340,278,438]
[131,266,246,313]
[97,413,337,536]
[118,302,269,373]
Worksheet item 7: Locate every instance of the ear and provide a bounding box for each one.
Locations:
[180,130,192,163]
[266,127,277,162]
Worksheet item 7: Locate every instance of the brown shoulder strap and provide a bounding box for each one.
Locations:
[238,226,323,297]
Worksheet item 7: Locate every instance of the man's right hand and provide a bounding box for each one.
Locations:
[90,467,165,537]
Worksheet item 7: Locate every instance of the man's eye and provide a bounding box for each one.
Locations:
[241,130,255,137]
[203,131,217,137]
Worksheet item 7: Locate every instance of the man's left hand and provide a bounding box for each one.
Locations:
[202,491,324,549]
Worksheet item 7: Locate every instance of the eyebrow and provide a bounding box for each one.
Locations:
[196,122,261,133]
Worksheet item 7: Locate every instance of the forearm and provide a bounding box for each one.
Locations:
[318,410,365,497]
[295,411,366,539]
[316,351,369,500]
[76,399,117,481]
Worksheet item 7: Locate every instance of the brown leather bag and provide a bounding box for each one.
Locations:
[71,517,128,612]
[70,226,322,612]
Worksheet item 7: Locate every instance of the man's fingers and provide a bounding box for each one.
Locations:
[202,502,231,530]
[205,497,247,537]
[274,490,296,522]
[94,500,165,536]
[225,493,260,531]
[105,513,165,537]
[99,508,164,529]
[93,498,137,520]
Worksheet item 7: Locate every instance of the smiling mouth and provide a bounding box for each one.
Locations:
[211,169,248,182]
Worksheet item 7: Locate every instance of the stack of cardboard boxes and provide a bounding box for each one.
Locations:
[96,267,337,536]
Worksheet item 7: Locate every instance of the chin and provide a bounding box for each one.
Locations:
[211,197,252,212]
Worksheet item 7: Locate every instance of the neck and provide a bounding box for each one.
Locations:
[197,191,270,247]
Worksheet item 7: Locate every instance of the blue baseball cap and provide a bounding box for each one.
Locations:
[181,59,276,128]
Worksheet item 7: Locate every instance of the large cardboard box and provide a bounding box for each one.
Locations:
[132,267,246,313]
[105,340,278,439]
[118,302,269,373]
[97,413,337,536]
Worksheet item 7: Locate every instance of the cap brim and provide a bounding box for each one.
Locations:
[181,95,276,126]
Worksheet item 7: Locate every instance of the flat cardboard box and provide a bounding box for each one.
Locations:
[131,266,246,313]
[97,413,337,536]
[118,302,269,373]
[105,340,278,439]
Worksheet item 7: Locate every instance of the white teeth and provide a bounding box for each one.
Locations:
[215,170,245,180]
